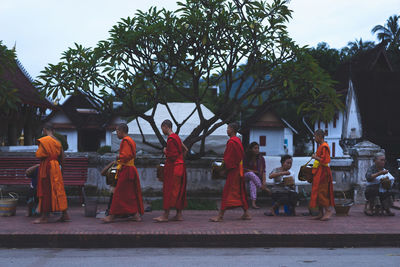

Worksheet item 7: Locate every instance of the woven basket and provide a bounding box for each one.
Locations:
[0,191,18,217]
[298,158,313,183]
[380,177,391,190]
[283,176,295,186]
[334,191,353,216]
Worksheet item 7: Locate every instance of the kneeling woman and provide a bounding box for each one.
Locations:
[268,155,297,216]
[243,142,270,209]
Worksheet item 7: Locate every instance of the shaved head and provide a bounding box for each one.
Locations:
[314,129,325,138]
[228,122,240,133]
[117,123,128,134]
[161,119,173,129]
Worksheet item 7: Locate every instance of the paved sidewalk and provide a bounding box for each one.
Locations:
[1,204,399,248]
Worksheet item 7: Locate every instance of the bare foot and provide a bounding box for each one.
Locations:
[240,214,252,220]
[130,214,142,222]
[270,208,277,216]
[56,215,71,223]
[311,213,323,220]
[384,209,395,216]
[252,205,260,209]
[33,217,48,224]
[171,215,184,221]
[153,216,169,222]
[364,208,373,216]
[102,215,115,223]
[320,210,332,221]
[209,216,223,222]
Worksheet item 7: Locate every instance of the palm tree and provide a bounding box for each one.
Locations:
[341,38,375,57]
[372,15,400,50]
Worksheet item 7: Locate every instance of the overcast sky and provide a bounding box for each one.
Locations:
[1,0,399,78]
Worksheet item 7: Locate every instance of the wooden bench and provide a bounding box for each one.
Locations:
[0,156,88,187]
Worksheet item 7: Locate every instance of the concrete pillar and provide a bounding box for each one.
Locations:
[348,141,384,204]
[330,156,354,192]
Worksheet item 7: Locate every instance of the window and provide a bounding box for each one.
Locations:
[259,136,266,146]
[333,113,338,128]
[332,142,336,158]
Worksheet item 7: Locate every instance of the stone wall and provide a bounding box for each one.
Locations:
[87,153,226,196]
[0,140,390,202]
[330,156,354,192]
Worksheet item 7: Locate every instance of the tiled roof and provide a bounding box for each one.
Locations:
[0,59,54,109]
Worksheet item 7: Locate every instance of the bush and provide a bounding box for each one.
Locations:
[38,132,68,151]
[54,132,68,151]
[97,145,111,155]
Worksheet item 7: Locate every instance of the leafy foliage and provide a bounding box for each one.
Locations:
[372,14,400,51]
[342,38,376,58]
[97,145,112,155]
[0,41,21,114]
[36,0,341,154]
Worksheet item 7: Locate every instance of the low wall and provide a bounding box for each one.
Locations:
[0,149,366,200]
[87,153,226,196]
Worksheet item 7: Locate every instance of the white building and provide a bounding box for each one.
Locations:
[47,93,124,152]
[115,102,229,154]
[314,80,363,158]
[243,109,298,156]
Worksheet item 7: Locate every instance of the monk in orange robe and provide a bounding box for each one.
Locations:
[154,119,187,222]
[34,123,70,224]
[103,123,144,223]
[210,122,250,222]
[310,129,335,221]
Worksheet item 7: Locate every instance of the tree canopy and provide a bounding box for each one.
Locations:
[0,41,20,115]
[372,14,400,51]
[36,0,342,154]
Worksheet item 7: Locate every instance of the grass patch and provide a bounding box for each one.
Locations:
[150,199,218,210]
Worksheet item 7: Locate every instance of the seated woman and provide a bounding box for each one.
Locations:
[364,152,395,216]
[268,155,297,216]
[243,142,270,209]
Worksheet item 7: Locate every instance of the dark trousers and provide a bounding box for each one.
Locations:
[365,185,393,210]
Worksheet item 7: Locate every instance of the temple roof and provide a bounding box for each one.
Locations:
[0,59,54,109]
[334,42,393,92]
[242,107,298,134]
[47,92,120,130]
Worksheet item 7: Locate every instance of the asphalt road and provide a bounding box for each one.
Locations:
[1,247,399,267]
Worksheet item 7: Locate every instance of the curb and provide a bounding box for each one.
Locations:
[2,233,400,248]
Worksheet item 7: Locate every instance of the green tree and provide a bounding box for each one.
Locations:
[308,42,344,77]
[341,38,375,58]
[0,41,22,145]
[372,14,400,51]
[37,0,342,155]
[0,41,20,115]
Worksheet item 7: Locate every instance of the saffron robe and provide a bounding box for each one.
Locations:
[110,136,144,215]
[36,136,68,213]
[163,133,187,210]
[309,142,335,208]
[221,136,249,210]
